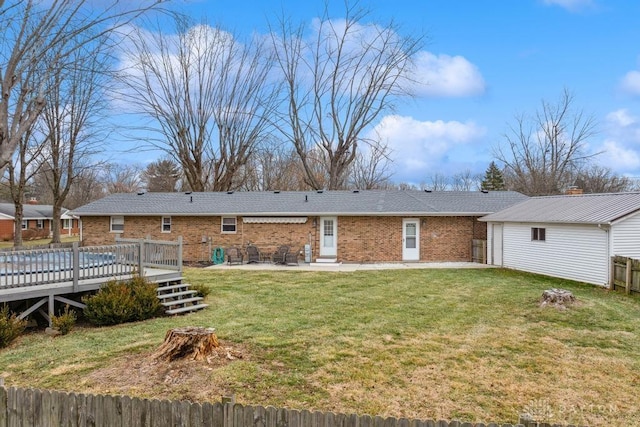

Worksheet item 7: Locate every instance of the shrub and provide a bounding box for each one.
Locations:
[51,305,76,335]
[0,305,26,348]
[189,283,211,299]
[83,276,162,326]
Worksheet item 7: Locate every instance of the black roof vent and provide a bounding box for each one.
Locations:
[481,190,489,194]
[137,191,145,196]
[353,190,359,193]
[317,190,323,193]
[274,190,280,194]
[424,189,432,193]
[227,191,234,194]
[185,191,192,195]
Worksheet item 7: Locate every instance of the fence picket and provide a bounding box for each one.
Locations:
[0,385,584,427]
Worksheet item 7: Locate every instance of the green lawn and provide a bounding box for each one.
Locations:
[0,235,79,249]
[1,267,639,425]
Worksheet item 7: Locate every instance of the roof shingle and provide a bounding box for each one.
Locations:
[72,190,528,217]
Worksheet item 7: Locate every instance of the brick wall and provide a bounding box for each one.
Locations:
[81,215,487,263]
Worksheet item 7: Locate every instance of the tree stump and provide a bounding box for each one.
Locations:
[540,288,576,309]
[152,327,219,362]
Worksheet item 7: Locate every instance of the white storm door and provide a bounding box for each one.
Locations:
[320,217,337,257]
[402,219,420,261]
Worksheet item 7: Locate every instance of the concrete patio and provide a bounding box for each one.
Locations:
[205,261,493,272]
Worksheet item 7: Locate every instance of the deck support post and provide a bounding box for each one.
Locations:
[72,242,79,293]
[48,294,54,326]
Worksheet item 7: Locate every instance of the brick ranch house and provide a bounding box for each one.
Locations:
[0,202,80,241]
[72,190,527,263]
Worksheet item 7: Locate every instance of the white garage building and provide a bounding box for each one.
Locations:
[480,192,640,286]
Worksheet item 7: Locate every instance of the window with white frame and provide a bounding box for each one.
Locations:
[221,216,237,233]
[162,216,171,233]
[63,219,72,229]
[36,219,44,229]
[21,220,28,230]
[110,216,124,232]
[531,227,546,241]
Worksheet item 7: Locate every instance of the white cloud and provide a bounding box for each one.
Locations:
[371,115,486,181]
[542,0,596,12]
[593,109,640,176]
[412,52,486,97]
[606,109,636,128]
[598,139,640,171]
[619,70,640,97]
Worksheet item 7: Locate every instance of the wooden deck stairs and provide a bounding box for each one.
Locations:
[155,278,208,315]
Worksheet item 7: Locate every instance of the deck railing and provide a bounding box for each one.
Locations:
[0,237,182,290]
[115,236,182,271]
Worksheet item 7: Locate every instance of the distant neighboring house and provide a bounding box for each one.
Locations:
[72,190,527,263]
[0,202,80,241]
[480,192,640,286]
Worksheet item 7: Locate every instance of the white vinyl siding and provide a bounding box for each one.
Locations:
[611,212,640,258]
[502,222,609,286]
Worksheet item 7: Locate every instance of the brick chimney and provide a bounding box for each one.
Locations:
[565,186,583,196]
[27,197,38,205]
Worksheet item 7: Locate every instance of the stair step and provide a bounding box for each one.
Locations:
[157,283,191,293]
[154,277,184,285]
[157,290,197,299]
[161,296,203,307]
[165,304,209,315]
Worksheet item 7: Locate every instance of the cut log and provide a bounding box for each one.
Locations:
[152,327,219,362]
[540,288,576,309]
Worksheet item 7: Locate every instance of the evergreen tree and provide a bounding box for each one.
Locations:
[481,161,505,191]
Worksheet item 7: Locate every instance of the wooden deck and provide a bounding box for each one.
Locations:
[0,238,183,324]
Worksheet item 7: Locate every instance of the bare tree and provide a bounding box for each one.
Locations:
[427,173,449,191]
[271,2,422,189]
[6,125,45,246]
[451,169,480,191]
[120,17,280,191]
[241,145,308,191]
[348,139,394,189]
[141,158,181,192]
[573,165,633,194]
[102,163,143,194]
[494,89,599,196]
[55,167,105,209]
[0,1,164,177]
[36,43,109,243]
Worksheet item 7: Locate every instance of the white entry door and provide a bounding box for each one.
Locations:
[492,223,503,266]
[402,219,420,261]
[320,217,337,257]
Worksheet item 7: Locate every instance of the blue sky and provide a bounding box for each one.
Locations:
[122,0,640,184]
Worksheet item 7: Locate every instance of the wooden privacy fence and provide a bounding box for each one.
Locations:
[471,239,486,264]
[609,255,640,294]
[0,383,575,427]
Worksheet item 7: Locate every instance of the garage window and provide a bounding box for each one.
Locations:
[531,227,546,241]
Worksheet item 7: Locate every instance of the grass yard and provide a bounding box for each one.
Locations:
[1,267,640,425]
[0,235,79,249]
